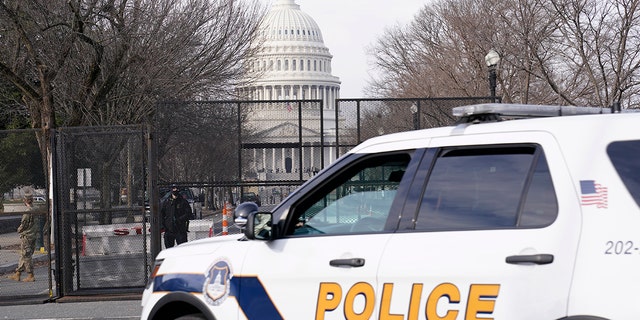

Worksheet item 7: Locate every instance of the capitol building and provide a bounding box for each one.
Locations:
[238,0,342,180]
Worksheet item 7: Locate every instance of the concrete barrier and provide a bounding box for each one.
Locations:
[82,219,213,256]
[1,203,27,213]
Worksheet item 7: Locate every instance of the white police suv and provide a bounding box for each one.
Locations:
[141,103,640,320]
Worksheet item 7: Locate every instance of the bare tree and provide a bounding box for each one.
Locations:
[366,0,499,99]
[154,101,242,184]
[1,0,265,127]
[0,0,265,210]
[537,0,640,107]
[367,0,640,109]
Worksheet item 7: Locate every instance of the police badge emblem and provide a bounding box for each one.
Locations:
[203,258,233,306]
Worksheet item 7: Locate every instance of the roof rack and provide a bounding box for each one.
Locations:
[453,103,638,124]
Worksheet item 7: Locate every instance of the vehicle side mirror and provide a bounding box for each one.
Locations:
[244,212,273,240]
[234,202,259,230]
[234,213,248,228]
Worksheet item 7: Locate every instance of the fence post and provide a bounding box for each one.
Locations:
[147,123,161,260]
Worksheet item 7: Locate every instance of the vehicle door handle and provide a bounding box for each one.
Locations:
[505,254,554,265]
[329,258,365,268]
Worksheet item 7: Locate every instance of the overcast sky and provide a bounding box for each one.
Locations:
[262,0,428,98]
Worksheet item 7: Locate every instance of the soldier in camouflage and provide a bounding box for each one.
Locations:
[7,195,40,282]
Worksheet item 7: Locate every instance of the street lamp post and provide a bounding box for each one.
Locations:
[485,49,500,103]
[410,102,419,130]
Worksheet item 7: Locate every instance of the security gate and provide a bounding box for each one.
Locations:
[54,125,148,295]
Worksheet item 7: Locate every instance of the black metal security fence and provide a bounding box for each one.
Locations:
[54,125,148,296]
[151,100,330,215]
[335,97,495,150]
[149,97,492,215]
[55,98,490,294]
[153,96,493,189]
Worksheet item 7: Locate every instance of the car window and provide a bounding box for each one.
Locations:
[608,140,640,207]
[289,153,412,236]
[413,144,557,231]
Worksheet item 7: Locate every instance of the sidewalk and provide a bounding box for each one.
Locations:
[0,231,53,304]
[0,232,22,274]
[0,232,49,275]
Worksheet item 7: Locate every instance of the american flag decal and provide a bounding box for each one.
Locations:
[580,180,608,208]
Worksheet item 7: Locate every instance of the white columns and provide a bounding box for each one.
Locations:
[291,147,295,172]
[271,148,276,172]
[310,145,315,171]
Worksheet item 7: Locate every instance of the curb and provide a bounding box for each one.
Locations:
[0,263,14,274]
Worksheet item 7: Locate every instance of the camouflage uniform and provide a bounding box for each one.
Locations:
[8,199,40,281]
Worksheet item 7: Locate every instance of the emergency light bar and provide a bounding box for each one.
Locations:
[453,103,638,123]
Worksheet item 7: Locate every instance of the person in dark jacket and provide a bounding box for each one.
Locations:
[161,185,191,248]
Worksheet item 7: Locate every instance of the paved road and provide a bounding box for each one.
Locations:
[0,299,142,319]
